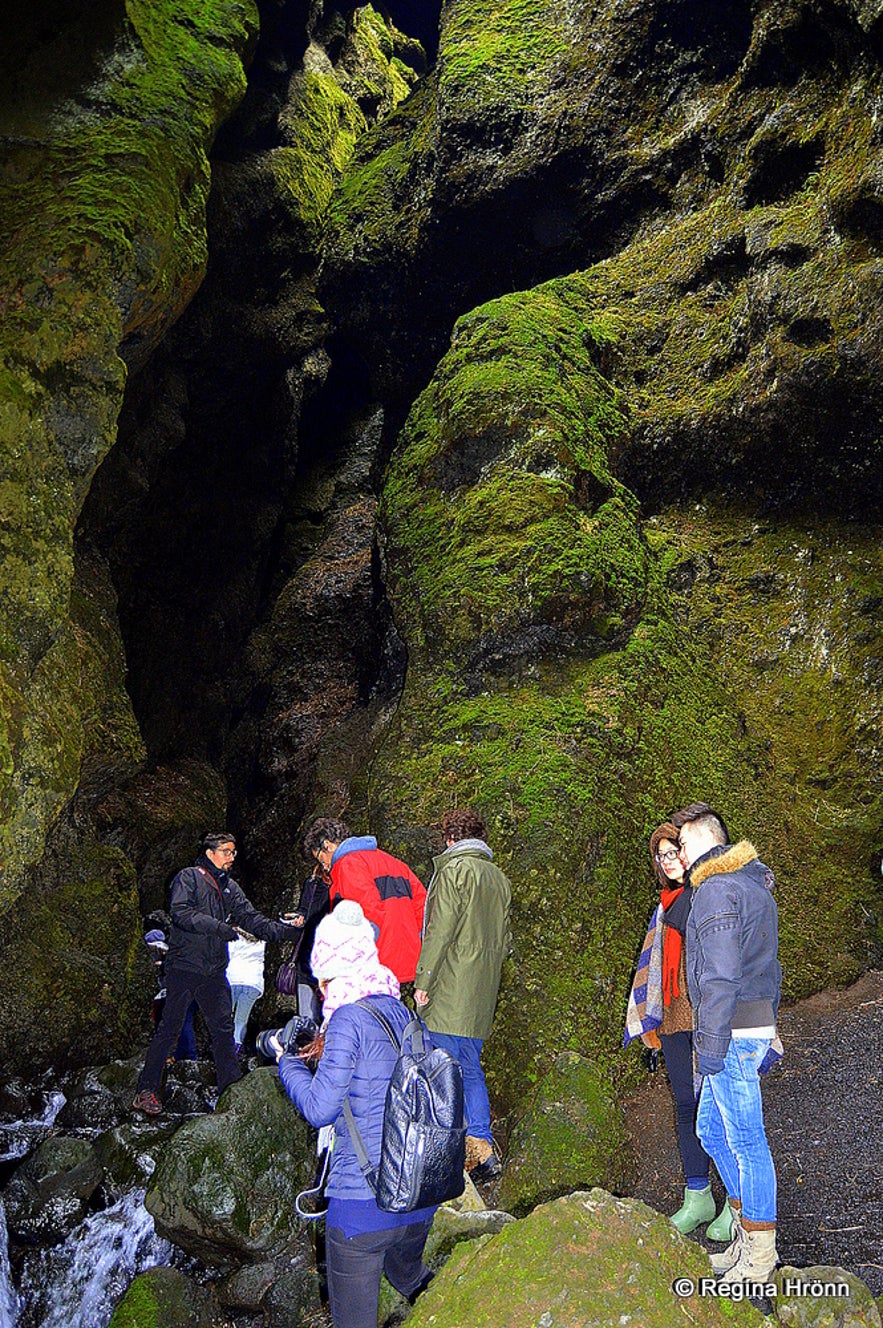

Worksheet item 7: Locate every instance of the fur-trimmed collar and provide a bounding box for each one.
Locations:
[689,840,758,888]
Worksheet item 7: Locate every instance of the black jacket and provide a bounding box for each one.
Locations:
[168,857,297,976]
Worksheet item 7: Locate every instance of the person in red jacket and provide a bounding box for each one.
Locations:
[302,818,426,984]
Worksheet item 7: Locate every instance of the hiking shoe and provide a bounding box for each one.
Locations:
[131,1089,163,1116]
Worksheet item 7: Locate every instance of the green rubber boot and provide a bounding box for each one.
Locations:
[706,1200,737,1243]
[670,1185,717,1233]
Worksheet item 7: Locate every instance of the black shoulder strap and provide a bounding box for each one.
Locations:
[340,1000,427,1192]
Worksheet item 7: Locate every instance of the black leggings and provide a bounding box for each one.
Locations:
[325,1219,432,1328]
[660,1030,710,1184]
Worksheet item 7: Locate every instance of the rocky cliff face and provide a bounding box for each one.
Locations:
[0,0,881,1101]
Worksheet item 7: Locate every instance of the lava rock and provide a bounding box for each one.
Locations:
[145,1067,315,1265]
[4,1135,104,1245]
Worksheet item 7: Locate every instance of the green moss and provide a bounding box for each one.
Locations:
[381,286,648,654]
[406,1191,764,1328]
[276,72,367,252]
[499,1053,632,1215]
[109,1275,159,1328]
[370,250,882,1112]
[439,0,567,114]
[328,75,436,258]
[0,0,256,906]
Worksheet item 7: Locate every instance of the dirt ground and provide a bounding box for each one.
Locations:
[623,968,883,1295]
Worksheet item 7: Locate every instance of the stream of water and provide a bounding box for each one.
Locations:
[14,1189,171,1328]
[0,1201,19,1328]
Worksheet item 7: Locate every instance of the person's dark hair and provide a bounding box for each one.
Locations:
[649,821,682,888]
[201,830,237,853]
[302,816,351,861]
[672,802,729,846]
[441,808,487,843]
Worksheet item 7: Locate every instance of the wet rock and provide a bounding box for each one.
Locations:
[498,1054,633,1215]
[4,1135,104,1245]
[773,1265,881,1326]
[261,1243,324,1328]
[217,1258,278,1311]
[94,1118,180,1194]
[406,1189,763,1328]
[108,1265,221,1328]
[57,1067,122,1132]
[145,1067,314,1265]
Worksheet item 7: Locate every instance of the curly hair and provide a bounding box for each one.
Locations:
[441,808,487,843]
[302,816,351,861]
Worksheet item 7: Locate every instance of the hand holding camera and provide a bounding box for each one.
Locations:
[255,1015,320,1063]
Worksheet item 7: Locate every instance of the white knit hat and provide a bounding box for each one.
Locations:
[310,900,378,982]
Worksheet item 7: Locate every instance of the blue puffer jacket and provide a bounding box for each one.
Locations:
[686,841,781,1074]
[278,994,411,1200]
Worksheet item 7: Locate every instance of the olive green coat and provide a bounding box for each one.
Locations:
[414,843,512,1040]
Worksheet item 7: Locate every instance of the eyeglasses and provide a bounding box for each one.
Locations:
[218,847,237,859]
[655,848,681,865]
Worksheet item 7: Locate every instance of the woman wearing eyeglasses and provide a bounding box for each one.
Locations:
[624,821,733,1239]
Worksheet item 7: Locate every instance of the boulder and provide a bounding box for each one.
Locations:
[406,1189,764,1328]
[773,1265,882,1327]
[145,1067,315,1264]
[108,1265,221,1328]
[4,1135,104,1245]
[498,1053,633,1214]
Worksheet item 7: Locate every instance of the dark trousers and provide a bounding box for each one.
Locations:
[138,968,241,1096]
[660,1030,710,1183]
[325,1219,432,1328]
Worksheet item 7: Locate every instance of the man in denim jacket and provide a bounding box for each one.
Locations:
[677,803,781,1283]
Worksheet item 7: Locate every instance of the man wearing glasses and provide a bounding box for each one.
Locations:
[132,831,300,1115]
[302,817,426,985]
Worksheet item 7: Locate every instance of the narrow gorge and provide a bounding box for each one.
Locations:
[0,0,881,1324]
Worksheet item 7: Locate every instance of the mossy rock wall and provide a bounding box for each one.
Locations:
[0,0,258,907]
[373,262,882,1111]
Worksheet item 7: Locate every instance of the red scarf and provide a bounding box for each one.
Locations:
[659,885,685,1006]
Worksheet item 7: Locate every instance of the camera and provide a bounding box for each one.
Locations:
[255,1015,319,1062]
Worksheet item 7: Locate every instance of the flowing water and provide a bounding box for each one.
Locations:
[0,1201,19,1328]
[15,1189,171,1328]
[0,1094,66,1166]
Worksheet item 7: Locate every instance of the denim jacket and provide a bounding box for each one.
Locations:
[686,841,781,1073]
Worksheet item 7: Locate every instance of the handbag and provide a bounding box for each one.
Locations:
[275,937,304,996]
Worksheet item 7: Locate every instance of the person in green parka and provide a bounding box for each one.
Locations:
[414,808,512,1183]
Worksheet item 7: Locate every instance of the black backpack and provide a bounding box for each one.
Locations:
[342,1001,466,1212]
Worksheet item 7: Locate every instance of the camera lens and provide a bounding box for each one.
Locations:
[255,1028,282,1061]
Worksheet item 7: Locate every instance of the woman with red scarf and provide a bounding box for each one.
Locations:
[641,822,733,1238]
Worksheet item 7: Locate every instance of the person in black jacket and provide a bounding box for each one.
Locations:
[288,864,331,1020]
[132,832,300,1116]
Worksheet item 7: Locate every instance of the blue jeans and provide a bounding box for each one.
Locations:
[696,1036,776,1224]
[230,984,261,1046]
[429,1033,491,1143]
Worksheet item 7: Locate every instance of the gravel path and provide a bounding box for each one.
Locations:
[624,968,883,1294]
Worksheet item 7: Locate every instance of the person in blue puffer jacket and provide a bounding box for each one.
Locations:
[275,900,436,1328]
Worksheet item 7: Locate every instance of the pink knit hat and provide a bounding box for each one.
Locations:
[310,900,399,1020]
[310,900,379,981]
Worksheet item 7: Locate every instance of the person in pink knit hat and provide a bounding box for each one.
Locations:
[276,898,436,1327]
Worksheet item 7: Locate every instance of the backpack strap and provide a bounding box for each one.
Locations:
[340,999,427,1194]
